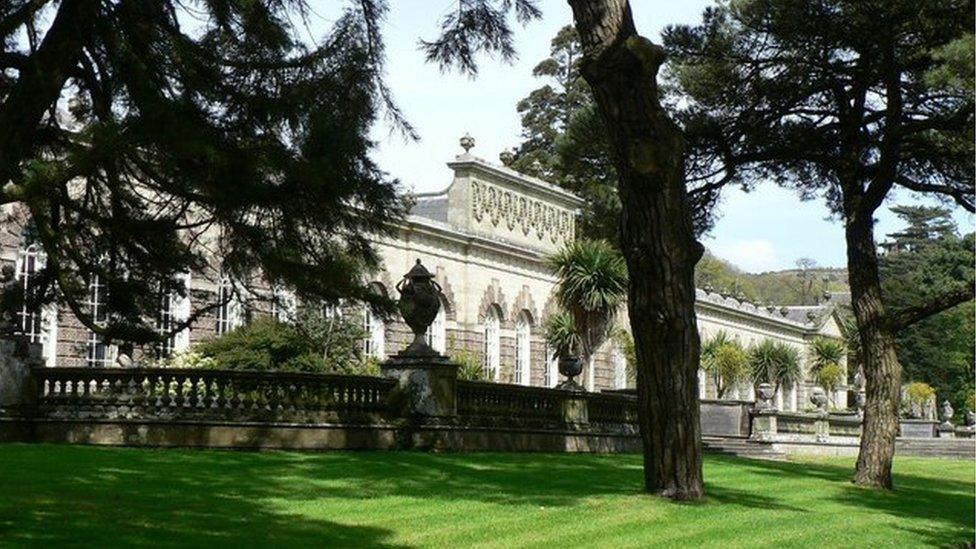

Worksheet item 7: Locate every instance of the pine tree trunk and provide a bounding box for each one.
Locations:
[845,205,901,489]
[568,0,704,499]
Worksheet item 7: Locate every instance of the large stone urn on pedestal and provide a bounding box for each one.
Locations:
[380,260,458,419]
[750,383,778,441]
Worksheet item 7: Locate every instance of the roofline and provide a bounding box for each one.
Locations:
[446,154,586,207]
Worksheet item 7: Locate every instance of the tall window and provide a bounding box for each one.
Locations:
[362,307,385,359]
[215,278,240,336]
[270,287,296,323]
[155,275,191,360]
[612,345,627,389]
[483,307,500,382]
[544,343,558,387]
[514,312,531,385]
[425,305,446,353]
[156,291,177,359]
[14,244,43,342]
[85,275,114,367]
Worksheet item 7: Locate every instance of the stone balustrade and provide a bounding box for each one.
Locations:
[35,367,396,422]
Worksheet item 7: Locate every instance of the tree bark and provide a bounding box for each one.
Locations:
[567,0,704,499]
[844,201,901,489]
[0,0,96,186]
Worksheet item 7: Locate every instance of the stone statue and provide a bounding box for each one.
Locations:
[0,264,20,335]
[941,400,954,424]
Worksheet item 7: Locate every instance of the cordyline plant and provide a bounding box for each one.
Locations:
[545,239,627,368]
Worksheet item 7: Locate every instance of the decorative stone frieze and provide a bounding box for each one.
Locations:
[470,180,575,246]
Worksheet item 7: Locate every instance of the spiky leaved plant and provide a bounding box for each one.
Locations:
[545,239,627,366]
[749,339,802,397]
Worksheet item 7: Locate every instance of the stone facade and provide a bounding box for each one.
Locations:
[0,149,845,402]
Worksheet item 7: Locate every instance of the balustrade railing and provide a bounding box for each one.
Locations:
[35,367,396,422]
[588,393,638,424]
[456,380,566,422]
[456,380,638,427]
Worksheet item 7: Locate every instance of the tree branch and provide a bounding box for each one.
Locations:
[895,176,975,213]
[887,283,975,333]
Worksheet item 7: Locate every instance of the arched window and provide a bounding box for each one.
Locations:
[425,304,446,353]
[514,311,531,385]
[483,306,501,382]
[362,307,386,359]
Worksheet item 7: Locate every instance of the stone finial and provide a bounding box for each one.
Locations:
[499,150,514,166]
[459,133,475,154]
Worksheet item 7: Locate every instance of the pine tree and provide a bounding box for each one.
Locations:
[665,0,974,488]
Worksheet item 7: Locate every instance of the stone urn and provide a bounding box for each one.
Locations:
[556,356,584,391]
[966,410,976,427]
[810,388,829,413]
[395,259,444,356]
[855,390,867,417]
[755,383,775,411]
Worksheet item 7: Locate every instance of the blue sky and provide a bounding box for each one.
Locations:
[319,0,974,272]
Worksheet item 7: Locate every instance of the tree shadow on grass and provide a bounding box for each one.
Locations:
[704,454,975,547]
[0,445,972,547]
[0,444,407,548]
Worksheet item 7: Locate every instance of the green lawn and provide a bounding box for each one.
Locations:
[0,445,972,548]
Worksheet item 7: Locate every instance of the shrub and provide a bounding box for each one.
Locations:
[903,382,937,418]
[194,310,373,374]
[816,362,845,407]
[701,332,750,398]
[453,349,489,381]
[749,339,802,394]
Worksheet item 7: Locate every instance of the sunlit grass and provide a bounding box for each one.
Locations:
[0,445,971,547]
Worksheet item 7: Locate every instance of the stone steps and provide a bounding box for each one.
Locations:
[895,438,975,459]
[702,436,787,461]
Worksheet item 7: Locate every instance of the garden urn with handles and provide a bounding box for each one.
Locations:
[396,259,444,356]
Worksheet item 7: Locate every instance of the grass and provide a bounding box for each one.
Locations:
[0,445,972,548]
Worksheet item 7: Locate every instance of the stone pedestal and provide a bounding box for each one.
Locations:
[562,393,589,425]
[750,411,778,441]
[380,353,458,418]
[814,412,830,442]
[938,423,956,439]
[0,337,42,415]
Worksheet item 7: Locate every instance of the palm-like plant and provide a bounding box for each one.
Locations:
[809,337,847,407]
[809,337,846,374]
[701,331,751,399]
[749,339,802,397]
[545,239,628,366]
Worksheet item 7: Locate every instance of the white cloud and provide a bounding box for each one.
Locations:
[713,239,778,273]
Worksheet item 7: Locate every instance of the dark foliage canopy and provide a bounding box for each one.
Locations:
[0,0,537,345]
[664,0,975,328]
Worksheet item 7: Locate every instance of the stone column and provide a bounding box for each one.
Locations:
[750,382,777,441]
[0,336,42,416]
[562,392,589,425]
[810,388,830,442]
[380,354,458,418]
